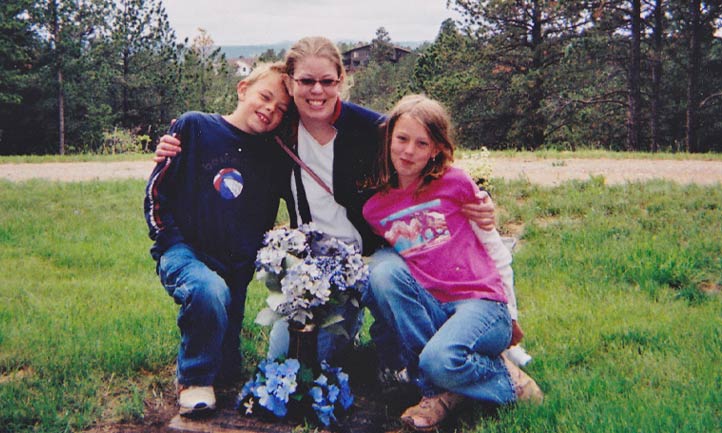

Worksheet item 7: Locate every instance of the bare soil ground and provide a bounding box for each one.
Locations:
[2,157,722,185]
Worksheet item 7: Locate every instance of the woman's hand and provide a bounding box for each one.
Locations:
[462,190,496,231]
[152,134,182,163]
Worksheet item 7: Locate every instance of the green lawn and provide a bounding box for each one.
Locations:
[0,175,720,432]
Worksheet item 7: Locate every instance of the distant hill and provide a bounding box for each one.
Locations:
[218,40,426,59]
[219,42,294,59]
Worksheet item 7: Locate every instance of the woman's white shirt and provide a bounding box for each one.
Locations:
[291,123,363,249]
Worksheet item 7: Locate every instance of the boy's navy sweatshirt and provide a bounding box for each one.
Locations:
[144,112,289,276]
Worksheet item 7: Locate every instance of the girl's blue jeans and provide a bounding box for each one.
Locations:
[158,243,250,387]
[363,248,516,405]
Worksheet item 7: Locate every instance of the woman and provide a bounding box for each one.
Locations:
[153,36,497,371]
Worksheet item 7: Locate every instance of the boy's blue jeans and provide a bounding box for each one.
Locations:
[364,248,516,405]
[158,243,248,387]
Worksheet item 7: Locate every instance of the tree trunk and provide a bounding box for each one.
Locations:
[685,0,701,153]
[627,0,642,152]
[650,0,664,153]
[528,0,545,150]
[51,0,65,155]
[57,68,65,155]
[123,49,130,126]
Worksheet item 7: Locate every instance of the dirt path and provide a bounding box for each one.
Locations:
[2,157,722,185]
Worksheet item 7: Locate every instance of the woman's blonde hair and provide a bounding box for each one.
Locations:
[284,36,350,97]
[374,94,455,194]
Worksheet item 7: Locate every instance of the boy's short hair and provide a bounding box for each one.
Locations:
[243,61,289,92]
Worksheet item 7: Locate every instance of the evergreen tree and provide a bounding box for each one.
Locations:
[450,0,596,149]
[370,27,395,63]
[0,0,41,154]
[0,0,37,105]
[106,0,179,143]
[177,29,235,115]
[29,0,110,154]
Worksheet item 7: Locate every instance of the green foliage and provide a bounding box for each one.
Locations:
[0,0,37,105]
[177,28,237,115]
[1,170,721,432]
[370,26,395,64]
[349,54,417,113]
[98,128,151,154]
[2,2,722,155]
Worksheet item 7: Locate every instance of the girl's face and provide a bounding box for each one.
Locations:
[390,114,439,189]
[289,55,341,124]
[234,73,289,134]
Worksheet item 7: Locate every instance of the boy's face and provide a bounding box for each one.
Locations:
[235,73,290,134]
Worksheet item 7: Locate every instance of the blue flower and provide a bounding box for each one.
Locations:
[309,385,324,403]
[312,400,337,427]
[327,384,340,403]
[336,372,354,410]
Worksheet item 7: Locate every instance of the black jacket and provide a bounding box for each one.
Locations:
[283,101,386,255]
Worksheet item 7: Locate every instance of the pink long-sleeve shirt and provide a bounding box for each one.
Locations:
[363,167,507,304]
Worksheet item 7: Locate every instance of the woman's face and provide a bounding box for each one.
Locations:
[390,114,439,189]
[289,55,341,124]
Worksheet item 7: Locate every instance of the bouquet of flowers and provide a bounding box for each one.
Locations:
[237,358,354,427]
[236,358,353,427]
[239,224,367,427]
[253,223,369,333]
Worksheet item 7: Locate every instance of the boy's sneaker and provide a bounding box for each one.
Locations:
[178,385,216,416]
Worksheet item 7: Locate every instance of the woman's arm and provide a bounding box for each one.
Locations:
[152,134,182,163]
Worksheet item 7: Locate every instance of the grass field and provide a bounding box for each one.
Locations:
[0,175,720,432]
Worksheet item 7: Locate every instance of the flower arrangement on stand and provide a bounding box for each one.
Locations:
[236,224,368,428]
[465,146,493,192]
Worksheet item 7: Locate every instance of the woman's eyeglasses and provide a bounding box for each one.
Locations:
[291,77,340,88]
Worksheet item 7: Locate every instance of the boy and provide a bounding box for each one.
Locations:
[143,62,291,416]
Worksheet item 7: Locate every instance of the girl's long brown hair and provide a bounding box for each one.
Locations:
[370,94,455,195]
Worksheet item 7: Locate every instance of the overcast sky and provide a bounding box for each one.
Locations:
[163,0,464,45]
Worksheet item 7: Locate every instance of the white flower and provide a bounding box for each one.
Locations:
[244,398,254,415]
[255,225,369,327]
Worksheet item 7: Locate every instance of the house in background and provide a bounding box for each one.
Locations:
[231,58,255,76]
[342,44,412,72]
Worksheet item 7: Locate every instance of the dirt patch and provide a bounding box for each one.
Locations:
[455,156,722,186]
[2,157,722,185]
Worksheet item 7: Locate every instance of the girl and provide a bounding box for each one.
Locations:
[362,95,543,431]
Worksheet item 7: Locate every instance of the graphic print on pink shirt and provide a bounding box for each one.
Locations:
[380,199,451,255]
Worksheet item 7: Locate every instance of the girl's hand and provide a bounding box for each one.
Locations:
[462,190,496,231]
[152,134,182,163]
[510,320,524,347]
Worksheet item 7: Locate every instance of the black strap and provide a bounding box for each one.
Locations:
[275,136,333,195]
[293,164,313,224]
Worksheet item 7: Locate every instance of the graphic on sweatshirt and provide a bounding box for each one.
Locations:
[379,199,450,255]
[213,168,244,199]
